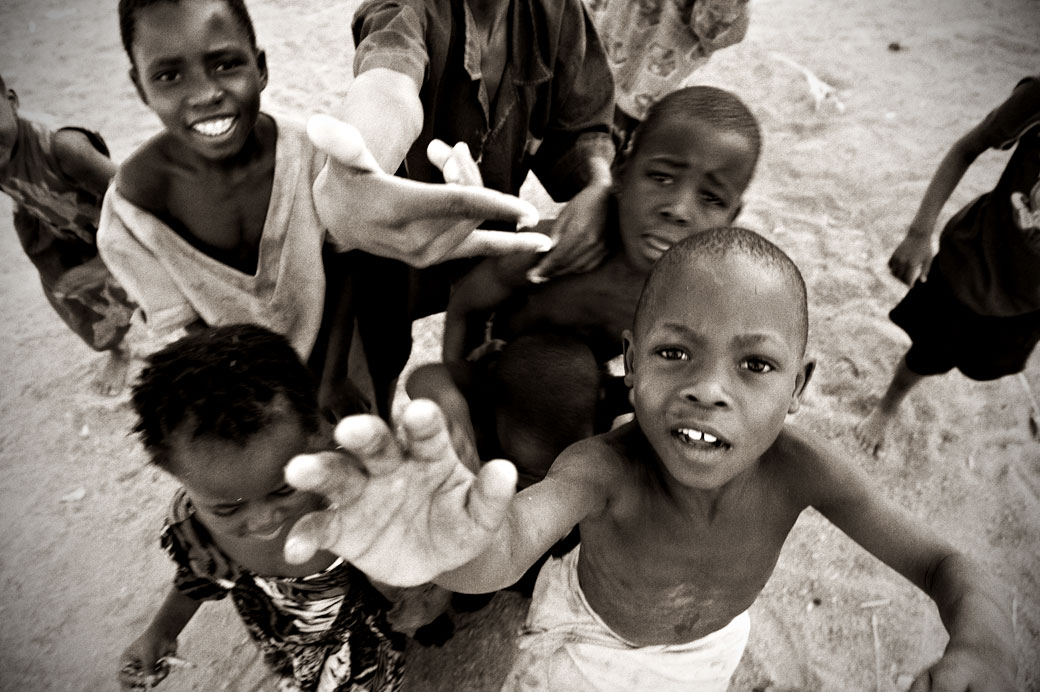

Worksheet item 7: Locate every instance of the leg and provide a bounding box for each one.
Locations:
[854,354,925,457]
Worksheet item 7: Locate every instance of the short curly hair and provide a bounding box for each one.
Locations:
[622,85,762,178]
[130,324,319,466]
[635,226,808,353]
[118,0,257,65]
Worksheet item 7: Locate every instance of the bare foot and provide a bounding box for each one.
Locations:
[853,407,891,457]
[92,348,130,396]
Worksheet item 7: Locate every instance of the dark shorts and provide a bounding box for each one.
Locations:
[891,265,1040,381]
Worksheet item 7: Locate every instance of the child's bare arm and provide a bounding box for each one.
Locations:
[52,129,116,196]
[443,251,540,362]
[118,587,200,689]
[434,440,609,593]
[892,78,1038,286]
[789,430,1016,691]
[889,129,985,286]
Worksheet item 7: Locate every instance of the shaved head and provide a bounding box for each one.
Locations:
[635,226,809,353]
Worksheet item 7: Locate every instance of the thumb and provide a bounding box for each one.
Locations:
[441,230,554,261]
[466,459,518,532]
[307,114,381,173]
[284,509,342,564]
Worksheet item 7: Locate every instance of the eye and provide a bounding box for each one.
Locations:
[648,171,673,185]
[741,358,774,374]
[214,58,243,72]
[656,347,689,361]
[211,503,242,517]
[270,484,295,498]
[700,191,727,207]
[153,70,179,83]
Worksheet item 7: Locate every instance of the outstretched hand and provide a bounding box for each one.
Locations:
[283,399,518,587]
[309,115,550,267]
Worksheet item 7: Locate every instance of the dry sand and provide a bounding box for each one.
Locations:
[1,0,1038,690]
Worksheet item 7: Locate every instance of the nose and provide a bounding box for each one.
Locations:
[187,72,225,107]
[659,187,702,228]
[244,502,286,533]
[680,364,730,409]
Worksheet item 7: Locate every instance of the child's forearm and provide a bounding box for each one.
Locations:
[145,587,202,642]
[908,136,980,236]
[927,553,1016,668]
[434,513,533,593]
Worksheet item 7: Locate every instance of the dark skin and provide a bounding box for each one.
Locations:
[280,252,1016,691]
[120,114,276,274]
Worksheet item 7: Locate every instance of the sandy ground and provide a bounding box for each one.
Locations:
[1,0,1039,690]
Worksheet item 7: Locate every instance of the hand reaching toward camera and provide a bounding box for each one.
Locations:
[309,115,550,267]
[283,399,517,587]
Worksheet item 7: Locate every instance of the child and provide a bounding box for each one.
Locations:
[855,75,1040,456]
[284,227,1016,692]
[583,0,750,145]
[0,72,136,395]
[99,0,545,417]
[346,0,618,417]
[118,324,405,691]
[407,86,760,486]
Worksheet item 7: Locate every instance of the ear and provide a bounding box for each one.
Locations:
[7,89,18,109]
[621,329,636,388]
[787,358,816,414]
[256,49,268,91]
[129,67,148,105]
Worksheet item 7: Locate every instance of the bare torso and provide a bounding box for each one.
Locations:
[118,114,277,275]
[574,422,805,645]
[496,252,647,362]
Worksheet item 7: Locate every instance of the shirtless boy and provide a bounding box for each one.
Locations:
[407,86,760,484]
[284,227,1016,692]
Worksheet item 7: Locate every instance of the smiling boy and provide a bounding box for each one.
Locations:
[285,227,1016,692]
[99,0,544,416]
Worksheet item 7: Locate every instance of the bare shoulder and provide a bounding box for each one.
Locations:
[116,134,173,214]
[765,423,875,513]
[545,430,631,510]
[51,128,116,194]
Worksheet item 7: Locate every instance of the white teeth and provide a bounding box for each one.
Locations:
[645,237,673,253]
[676,427,725,448]
[192,117,235,137]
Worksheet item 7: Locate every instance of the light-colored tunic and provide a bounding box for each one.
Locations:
[502,546,750,692]
[97,116,332,358]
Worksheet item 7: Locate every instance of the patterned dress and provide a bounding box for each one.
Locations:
[162,490,405,692]
[0,118,134,351]
[583,0,750,120]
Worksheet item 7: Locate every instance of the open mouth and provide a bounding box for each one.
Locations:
[191,116,237,138]
[643,235,673,259]
[673,427,730,449]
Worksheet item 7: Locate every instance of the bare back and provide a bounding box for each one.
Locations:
[117,113,277,275]
[495,252,647,363]
[570,421,808,646]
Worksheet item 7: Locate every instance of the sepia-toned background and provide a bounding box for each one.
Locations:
[1,0,1038,689]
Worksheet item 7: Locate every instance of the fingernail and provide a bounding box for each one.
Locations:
[526,270,548,284]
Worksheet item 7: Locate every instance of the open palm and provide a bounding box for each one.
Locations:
[284,399,517,587]
[309,115,550,267]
